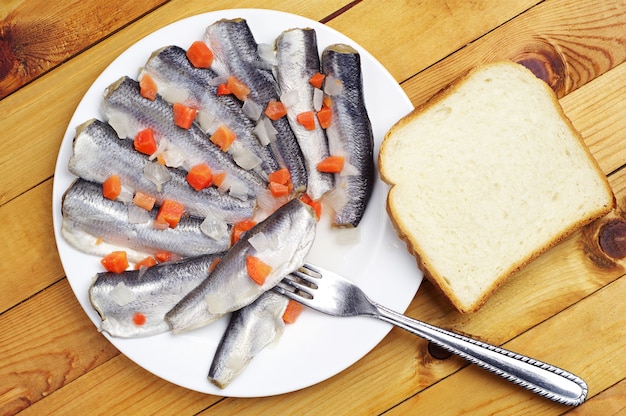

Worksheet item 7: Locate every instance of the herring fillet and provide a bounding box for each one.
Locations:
[89,252,224,338]
[275,28,333,200]
[204,18,308,193]
[101,76,267,197]
[321,44,375,227]
[208,291,288,388]
[142,45,280,177]
[68,119,255,223]
[165,198,317,333]
[61,179,230,261]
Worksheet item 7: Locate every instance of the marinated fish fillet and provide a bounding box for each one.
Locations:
[165,198,316,333]
[208,291,289,388]
[101,76,266,198]
[90,253,224,338]
[68,119,255,223]
[61,179,230,261]
[142,45,280,176]
[321,44,375,227]
[204,18,308,193]
[275,28,333,200]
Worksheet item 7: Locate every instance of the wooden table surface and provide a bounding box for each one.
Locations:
[2,1,626,414]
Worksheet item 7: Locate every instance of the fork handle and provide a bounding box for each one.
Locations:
[374,304,587,406]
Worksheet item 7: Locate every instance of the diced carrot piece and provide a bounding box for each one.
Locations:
[101,251,129,274]
[135,256,157,270]
[139,73,158,101]
[210,125,236,151]
[156,199,185,228]
[155,250,174,263]
[268,167,291,185]
[186,41,213,68]
[296,111,316,131]
[231,219,257,245]
[322,95,333,108]
[134,128,157,155]
[133,191,156,211]
[282,299,305,323]
[102,175,122,200]
[316,105,332,129]
[186,163,213,191]
[299,193,322,220]
[226,76,250,101]
[173,102,197,129]
[157,153,166,165]
[269,181,290,197]
[264,100,287,120]
[216,83,231,96]
[246,255,272,285]
[212,171,227,187]
[309,72,325,89]
[132,312,147,326]
[317,155,345,173]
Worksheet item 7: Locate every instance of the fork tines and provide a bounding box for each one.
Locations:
[275,265,321,300]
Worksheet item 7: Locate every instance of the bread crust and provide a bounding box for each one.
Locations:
[379,61,614,313]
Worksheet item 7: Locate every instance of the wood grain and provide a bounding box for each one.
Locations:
[402,0,626,107]
[0,0,168,99]
[2,0,626,414]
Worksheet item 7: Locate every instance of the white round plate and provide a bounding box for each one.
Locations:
[52,8,421,397]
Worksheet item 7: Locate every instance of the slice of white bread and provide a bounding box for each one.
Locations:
[379,61,614,313]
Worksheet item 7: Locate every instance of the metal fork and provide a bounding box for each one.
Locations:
[274,263,588,407]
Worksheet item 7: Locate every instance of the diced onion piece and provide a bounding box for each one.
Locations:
[128,204,151,224]
[253,117,277,145]
[258,43,278,66]
[110,282,137,306]
[160,85,189,103]
[340,162,359,176]
[107,111,134,139]
[209,75,229,87]
[280,89,300,108]
[324,186,349,213]
[117,185,134,204]
[324,75,343,96]
[229,180,249,200]
[161,144,186,168]
[248,231,269,252]
[143,161,171,192]
[313,88,324,111]
[200,213,229,241]
[197,109,217,133]
[242,98,263,121]
[230,141,262,170]
[149,137,168,161]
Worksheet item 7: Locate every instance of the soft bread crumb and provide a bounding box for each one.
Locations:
[379,61,614,313]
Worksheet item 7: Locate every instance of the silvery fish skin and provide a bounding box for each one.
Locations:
[204,18,308,193]
[142,45,280,176]
[68,119,255,223]
[61,179,230,261]
[165,198,316,333]
[208,291,288,388]
[275,28,333,201]
[321,44,375,227]
[101,76,267,197]
[89,252,224,338]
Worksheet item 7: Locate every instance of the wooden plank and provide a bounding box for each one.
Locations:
[18,355,221,415]
[402,0,626,107]
[0,0,168,99]
[0,179,64,314]
[325,0,542,83]
[0,281,118,415]
[386,274,626,415]
[566,378,626,415]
